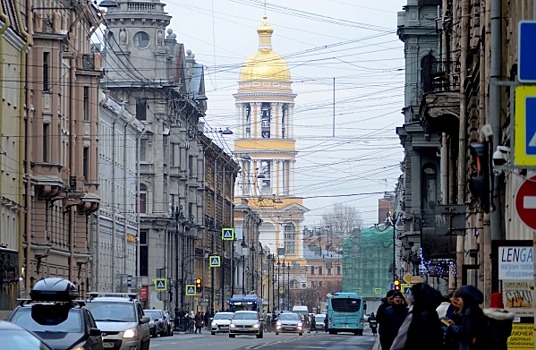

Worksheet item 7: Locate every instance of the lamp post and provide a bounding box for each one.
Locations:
[241,241,247,294]
[271,255,276,312]
[250,245,256,293]
[287,263,291,310]
[276,259,281,311]
[209,223,217,313]
[259,248,264,303]
[174,206,186,330]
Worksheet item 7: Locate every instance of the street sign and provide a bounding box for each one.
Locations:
[185,284,196,296]
[404,286,412,295]
[515,175,536,230]
[374,288,382,295]
[402,273,412,284]
[515,85,536,167]
[279,286,285,295]
[209,255,221,267]
[154,278,167,291]
[518,21,536,83]
[222,227,235,240]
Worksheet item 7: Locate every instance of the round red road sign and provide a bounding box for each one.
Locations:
[516,175,536,230]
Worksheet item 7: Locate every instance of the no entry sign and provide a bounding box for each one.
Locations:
[516,176,536,230]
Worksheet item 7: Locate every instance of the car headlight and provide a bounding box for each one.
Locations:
[276,321,281,326]
[229,323,236,328]
[123,328,138,339]
[212,321,217,326]
[253,323,260,329]
[298,322,303,327]
[70,344,85,350]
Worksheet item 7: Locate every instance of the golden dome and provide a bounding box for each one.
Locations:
[239,15,290,81]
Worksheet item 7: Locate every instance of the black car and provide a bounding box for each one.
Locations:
[9,277,104,350]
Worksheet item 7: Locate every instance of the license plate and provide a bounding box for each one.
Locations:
[103,343,114,348]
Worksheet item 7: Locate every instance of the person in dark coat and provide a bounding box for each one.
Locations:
[481,292,514,350]
[380,291,408,350]
[445,285,486,350]
[377,290,395,345]
[396,283,445,350]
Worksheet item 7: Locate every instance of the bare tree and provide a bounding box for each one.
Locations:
[321,204,362,237]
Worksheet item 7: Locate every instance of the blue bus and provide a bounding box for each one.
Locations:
[326,292,365,335]
[228,295,263,312]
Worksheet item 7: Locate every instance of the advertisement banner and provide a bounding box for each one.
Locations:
[502,281,534,316]
[507,323,534,349]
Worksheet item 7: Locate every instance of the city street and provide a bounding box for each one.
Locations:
[149,331,377,350]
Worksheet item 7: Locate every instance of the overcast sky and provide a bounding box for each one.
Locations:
[163,0,407,227]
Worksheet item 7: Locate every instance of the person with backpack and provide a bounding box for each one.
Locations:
[481,292,514,350]
[390,283,444,350]
[444,285,486,350]
[379,291,408,350]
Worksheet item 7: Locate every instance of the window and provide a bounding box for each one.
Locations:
[140,230,148,276]
[43,52,50,91]
[311,266,315,275]
[261,102,271,138]
[139,139,147,162]
[136,98,147,121]
[83,86,89,121]
[133,31,150,48]
[337,266,341,275]
[139,183,147,213]
[281,104,287,138]
[421,54,437,94]
[245,104,251,138]
[318,266,323,275]
[283,223,296,254]
[43,123,50,163]
[83,147,89,180]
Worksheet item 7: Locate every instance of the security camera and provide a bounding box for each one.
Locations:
[492,146,510,167]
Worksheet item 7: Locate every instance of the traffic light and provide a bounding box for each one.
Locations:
[393,279,401,291]
[469,142,490,213]
[195,278,202,293]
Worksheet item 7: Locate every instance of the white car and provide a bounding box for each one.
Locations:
[228,311,263,338]
[211,312,234,335]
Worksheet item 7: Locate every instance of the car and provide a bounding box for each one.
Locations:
[85,292,150,350]
[315,314,327,332]
[162,311,174,336]
[0,320,54,350]
[228,311,263,338]
[210,311,234,335]
[275,312,304,336]
[8,277,104,350]
[143,309,168,337]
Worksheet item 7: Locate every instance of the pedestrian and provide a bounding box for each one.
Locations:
[436,293,453,318]
[195,311,203,333]
[390,283,444,350]
[481,292,514,350]
[309,314,318,333]
[368,312,377,335]
[444,285,485,350]
[379,291,408,350]
[204,311,210,330]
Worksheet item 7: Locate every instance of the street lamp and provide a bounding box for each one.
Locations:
[209,222,217,313]
[250,244,256,293]
[174,206,186,330]
[259,248,265,304]
[287,262,291,310]
[276,259,281,310]
[241,241,247,294]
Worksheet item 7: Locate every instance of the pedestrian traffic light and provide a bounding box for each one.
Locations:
[195,278,202,293]
[393,279,401,291]
[468,142,490,213]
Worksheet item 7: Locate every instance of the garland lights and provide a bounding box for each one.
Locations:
[418,248,456,277]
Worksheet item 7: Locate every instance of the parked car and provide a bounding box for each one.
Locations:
[0,321,53,350]
[275,312,303,336]
[85,292,150,350]
[315,314,327,332]
[144,309,168,337]
[8,278,104,350]
[210,311,234,335]
[228,311,263,338]
[163,311,174,336]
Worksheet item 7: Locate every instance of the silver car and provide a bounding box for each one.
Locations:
[228,311,263,338]
[211,312,234,335]
[275,312,304,336]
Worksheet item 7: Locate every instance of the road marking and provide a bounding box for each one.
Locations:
[523,196,536,209]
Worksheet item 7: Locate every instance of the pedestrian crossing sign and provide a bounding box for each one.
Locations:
[154,278,167,291]
[209,255,221,267]
[185,284,196,296]
[221,227,235,240]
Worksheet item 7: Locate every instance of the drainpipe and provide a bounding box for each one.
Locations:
[456,0,469,287]
[111,104,122,291]
[489,0,502,242]
[124,114,136,289]
[0,7,9,256]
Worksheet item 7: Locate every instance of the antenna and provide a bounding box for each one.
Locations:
[264,0,267,16]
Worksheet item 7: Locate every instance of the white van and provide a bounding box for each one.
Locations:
[291,305,309,316]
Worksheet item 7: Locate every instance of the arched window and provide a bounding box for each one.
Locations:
[139,183,147,213]
[284,223,296,254]
[422,164,438,214]
[421,54,438,94]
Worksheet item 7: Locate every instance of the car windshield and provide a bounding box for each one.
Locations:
[10,307,83,333]
[214,313,233,320]
[0,329,51,350]
[85,302,136,322]
[233,313,257,320]
[144,310,161,320]
[279,313,300,320]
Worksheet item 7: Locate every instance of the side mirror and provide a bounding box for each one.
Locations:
[141,316,150,324]
[90,328,102,336]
